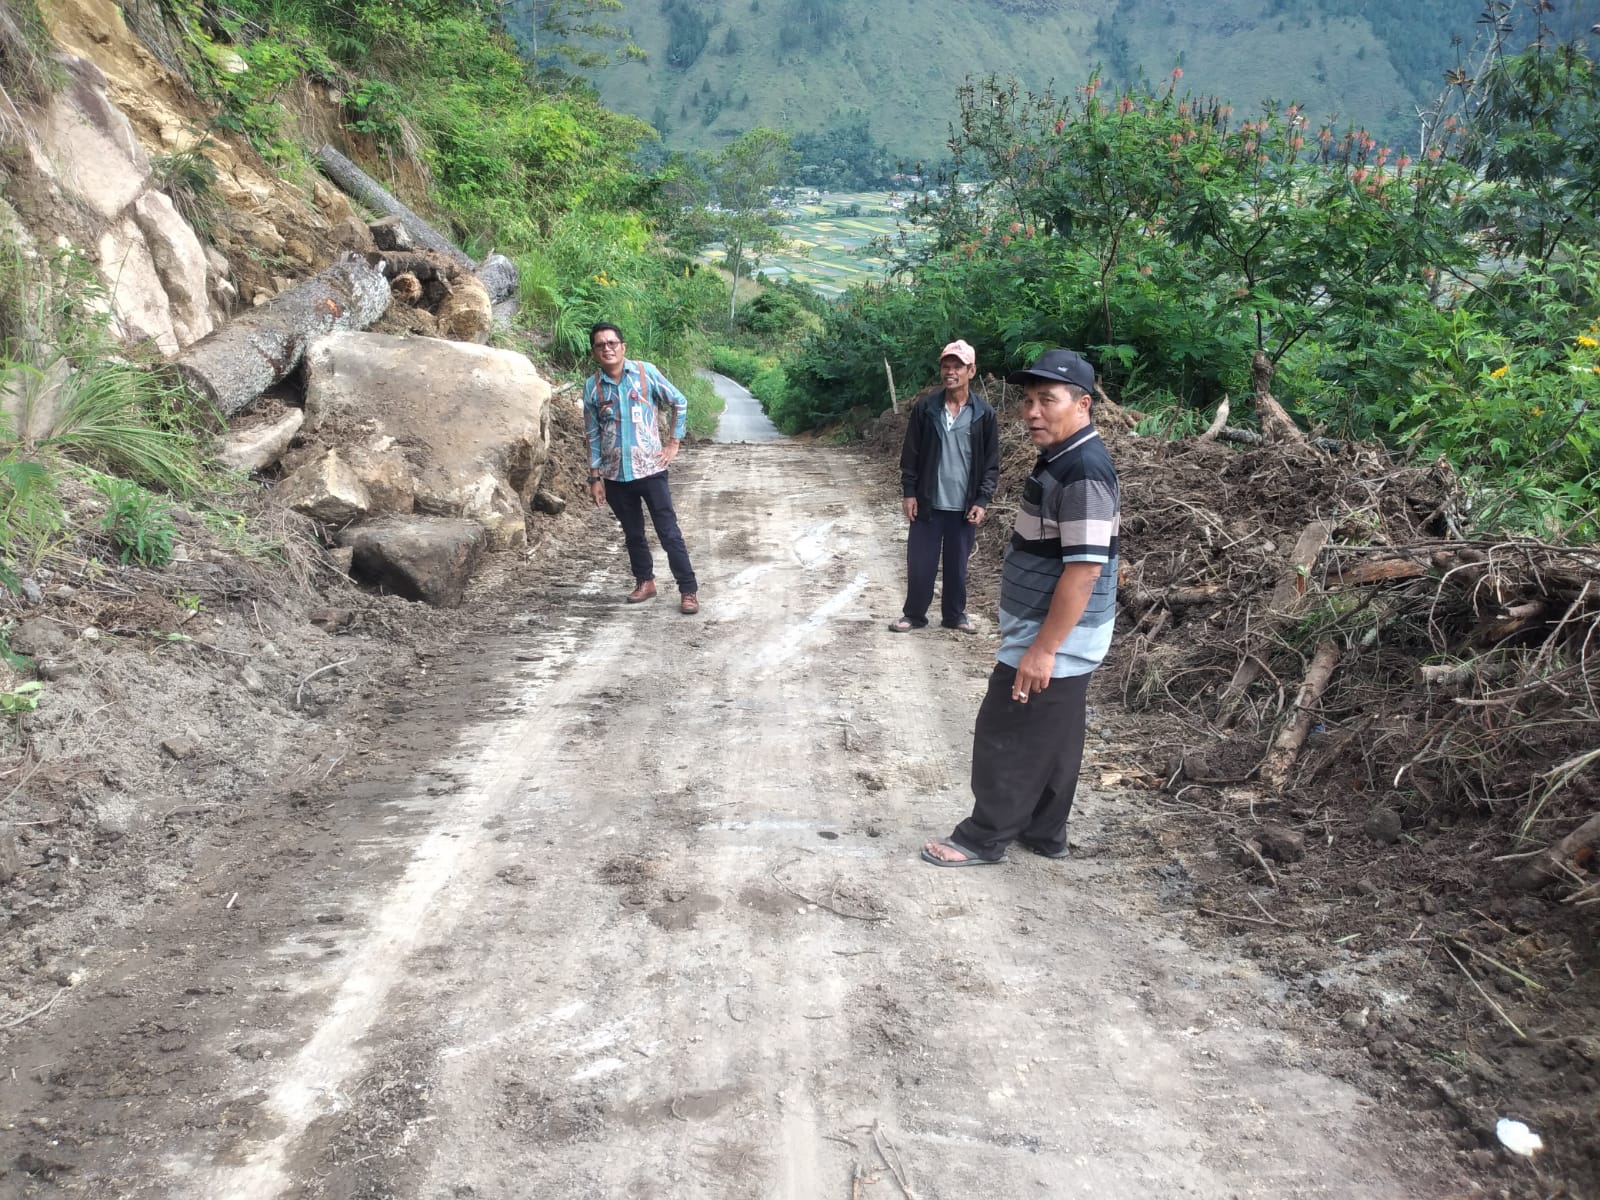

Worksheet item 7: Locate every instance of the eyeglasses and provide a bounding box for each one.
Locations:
[592,339,623,350]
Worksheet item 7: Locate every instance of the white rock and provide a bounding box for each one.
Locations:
[218,408,304,473]
[1495,1118,1543,1157]
[274,450,371,523]
[132,191,214,347]
[95,216,179,355]
[34,57,149,221]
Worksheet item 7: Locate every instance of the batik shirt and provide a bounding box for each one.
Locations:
[996,423,1120,678]
[583,359,688,482]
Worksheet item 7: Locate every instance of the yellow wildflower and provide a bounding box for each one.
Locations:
[1579,335,1599,349]
[1490,364,1509,378]
[1531,406,1544,416]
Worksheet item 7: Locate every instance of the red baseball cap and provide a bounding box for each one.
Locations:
[938,339,976,366]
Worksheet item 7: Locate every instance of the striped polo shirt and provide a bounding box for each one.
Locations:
[997,423,1120,678]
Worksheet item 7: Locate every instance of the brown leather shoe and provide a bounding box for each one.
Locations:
[679,593,699,615]
[626,580,657,603]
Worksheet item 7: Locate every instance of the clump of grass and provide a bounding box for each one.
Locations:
[15,359,203,493]
[0,1,64,146]
[151,141,222,237]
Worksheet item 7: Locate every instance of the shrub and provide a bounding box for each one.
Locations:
[750,364,797,427]
[707,345,772,384]
[94,475,177,567]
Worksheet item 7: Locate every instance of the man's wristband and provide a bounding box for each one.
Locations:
[589,473,602,483]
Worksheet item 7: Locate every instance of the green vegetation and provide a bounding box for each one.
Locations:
[708,345,775,385]
[783,28,1600,537]
[0,0,64,144]
[0,235,214,589]
[94,475,178,568]
[575,0,1580,168]
[755,192,900,298]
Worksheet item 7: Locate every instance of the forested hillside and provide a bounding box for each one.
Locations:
[540,0,1578,167]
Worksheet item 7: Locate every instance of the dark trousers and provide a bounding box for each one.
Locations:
[951,664,1092,860]
[604,472,698,594]
[903,509,976,627]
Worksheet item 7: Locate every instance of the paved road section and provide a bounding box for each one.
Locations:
[705,369,783,443]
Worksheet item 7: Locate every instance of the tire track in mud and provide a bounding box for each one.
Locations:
[0,444,1457,1199]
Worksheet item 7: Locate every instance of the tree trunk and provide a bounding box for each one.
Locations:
[475,253,521,306]
[1251,350,1306,445]
[175,256,390,418]
[315,145,476,271]
[1259,639,1342,789]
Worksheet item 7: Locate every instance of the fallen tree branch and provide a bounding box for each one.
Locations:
[1198,905,1283,927]
[1260,639,1342,790]
[0,987,65,1030]
[1218,520,1334,728]
[1196,395,1230,444]
[1441,943,1524,1039]
[1333,558,1428,586]
[1418,658,1514,690]
[770,858,887,922]
[297,659,357,708]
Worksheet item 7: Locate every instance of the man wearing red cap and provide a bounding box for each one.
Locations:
[889,339,1000,635]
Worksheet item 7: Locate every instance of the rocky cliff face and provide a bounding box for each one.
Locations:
[5,0,553,602]
[6,0,360,356]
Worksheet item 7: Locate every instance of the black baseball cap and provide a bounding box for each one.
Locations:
[1005,349,1095,392]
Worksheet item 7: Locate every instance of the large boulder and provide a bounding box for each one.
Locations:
[337,516,485,607]
[303,332,550,542]
[132,190,213,346]
[33,56,150,222]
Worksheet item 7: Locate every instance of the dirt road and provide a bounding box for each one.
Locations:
[0,442,1450,1199]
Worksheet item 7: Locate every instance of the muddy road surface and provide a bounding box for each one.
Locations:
[0,443,1453,1198]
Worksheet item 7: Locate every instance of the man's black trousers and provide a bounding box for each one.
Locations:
[902,509,975,627]
[604,471,698,594]
[951,664,1092,860]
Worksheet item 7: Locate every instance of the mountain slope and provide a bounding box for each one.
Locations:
[556,0,1547,162]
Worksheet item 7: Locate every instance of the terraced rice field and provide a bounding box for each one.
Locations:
[725,191,911,299]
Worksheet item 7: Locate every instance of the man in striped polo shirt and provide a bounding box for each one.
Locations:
[922,349,1120,866]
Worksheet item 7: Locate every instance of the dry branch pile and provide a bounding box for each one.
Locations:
[952,379,1600,903]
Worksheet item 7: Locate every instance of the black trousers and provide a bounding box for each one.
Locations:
[902,509,975,627]
[951,664,1092,860]
[604,472,698,594]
